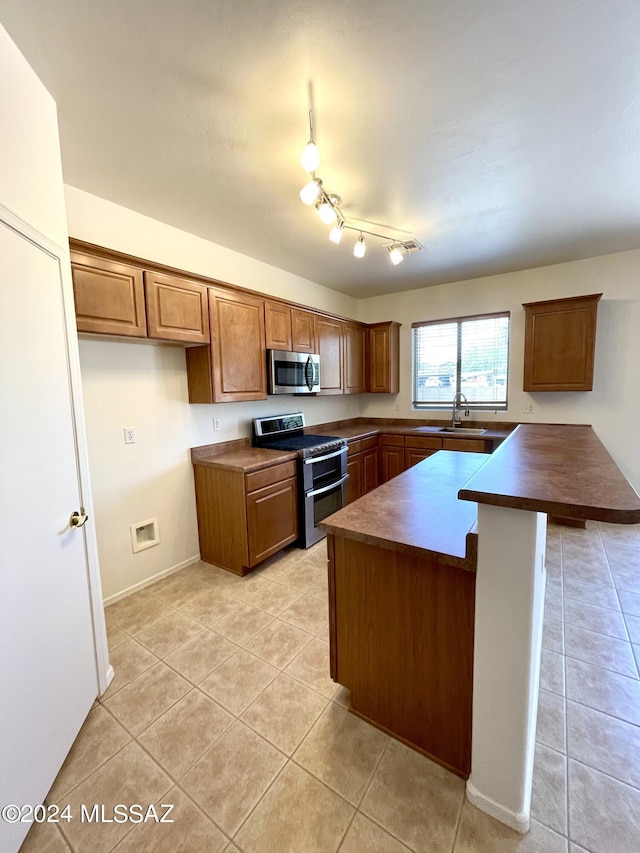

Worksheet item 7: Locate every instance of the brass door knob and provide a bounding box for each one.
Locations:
[70,509,89,528]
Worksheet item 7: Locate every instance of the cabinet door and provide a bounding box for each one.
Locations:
[208,288,267,402]
[361,446,379,494]
[381,446,404,482]
[368,322,400,393]
[246,477,298,566]
[265,301,292,350]
[405,448,437,468]
[523,294,601,391]
[70,252,146,337]
[316,315,344,394]
[343,322,366,394]
[144,271,209,344]
[346,454,363,505]
[292,308,316,353]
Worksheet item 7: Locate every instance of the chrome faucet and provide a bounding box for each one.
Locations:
[451,392,469,428]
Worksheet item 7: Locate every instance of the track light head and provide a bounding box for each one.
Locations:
[301,141,320,172]
[354,234,366,259]
[300,179,321,205]
[388,244,406,265]
[329,220,344,244]
[316,198,337,225]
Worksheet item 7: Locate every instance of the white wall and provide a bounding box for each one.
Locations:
[0,24,68,247]
[357,250,640,490]
[66,187,359,601]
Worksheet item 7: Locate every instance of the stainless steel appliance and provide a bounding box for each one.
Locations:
[252,413,348,547]
[267,350,320,394]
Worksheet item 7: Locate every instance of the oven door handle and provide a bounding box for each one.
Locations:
[303,446,347,465]
[306,473,349,499]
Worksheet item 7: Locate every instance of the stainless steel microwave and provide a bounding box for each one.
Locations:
[267,350,320,394]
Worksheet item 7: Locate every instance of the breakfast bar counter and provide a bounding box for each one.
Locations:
[320,424,640,832]
[320,449,485,567]
[319,450,487,779]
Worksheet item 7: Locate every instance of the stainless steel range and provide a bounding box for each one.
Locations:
[252,413,348,548]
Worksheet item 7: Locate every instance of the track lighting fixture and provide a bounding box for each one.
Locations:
[299,107,422,264]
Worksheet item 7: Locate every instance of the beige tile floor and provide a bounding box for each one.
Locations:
[20,521,640,853]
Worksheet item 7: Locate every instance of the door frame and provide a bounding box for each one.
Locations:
[1,199,112,694]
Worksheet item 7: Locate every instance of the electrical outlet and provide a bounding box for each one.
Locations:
[124,427,136,444]
[213,418,221,432]
[522,402,535,414]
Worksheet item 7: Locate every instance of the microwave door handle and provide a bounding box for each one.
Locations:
[305,355,313,391]
[306,473,349,498]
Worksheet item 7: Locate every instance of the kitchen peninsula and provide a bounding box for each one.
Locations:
[320,424,640,833]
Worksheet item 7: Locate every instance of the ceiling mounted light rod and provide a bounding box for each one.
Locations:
[298,103,422,264]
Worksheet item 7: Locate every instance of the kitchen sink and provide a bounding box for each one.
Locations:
[439,427,487,435]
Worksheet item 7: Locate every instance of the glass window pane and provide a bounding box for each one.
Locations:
[412,313,509,409]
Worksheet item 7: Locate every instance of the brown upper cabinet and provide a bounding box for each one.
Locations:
[291,308,317,353]
[316,315,344,394]
[368,321,400,393]
[144,271,209,344]
[264,300,293,350]
[71,252,147,338]
[265,302,319,355]
[69,241,401,401]
[523,293,602,392]
[343,321,367,395]
[187,288,267,403]
[71,251,209,344]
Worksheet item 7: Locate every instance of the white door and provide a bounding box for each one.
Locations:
[0,220,99,852]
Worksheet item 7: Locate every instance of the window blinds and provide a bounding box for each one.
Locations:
[412,313,509,408]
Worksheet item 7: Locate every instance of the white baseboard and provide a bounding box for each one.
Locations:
[103,554,201,606]
[466,781,530,834]
[101,664,115,695]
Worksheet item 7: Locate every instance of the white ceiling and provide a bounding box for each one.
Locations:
[1,0,640,298]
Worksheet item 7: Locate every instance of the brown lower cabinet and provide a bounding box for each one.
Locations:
[194,460,297,575]
[381,433,492,483]
[345,436,379,505]
[328,533,474,777]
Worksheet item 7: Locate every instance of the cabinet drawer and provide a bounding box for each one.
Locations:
[442,438,488,453]
[347,439,362,456]
[404,435,442,450]
[361,435,379,451]
[245,460,296,492]
[382,434,404,447]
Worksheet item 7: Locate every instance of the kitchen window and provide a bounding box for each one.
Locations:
[412,312,510,409]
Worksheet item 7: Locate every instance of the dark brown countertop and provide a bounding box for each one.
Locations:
[191,440,297,473]
[459,424,640,523]
[319,450,486,569]
[313,421,511,442]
